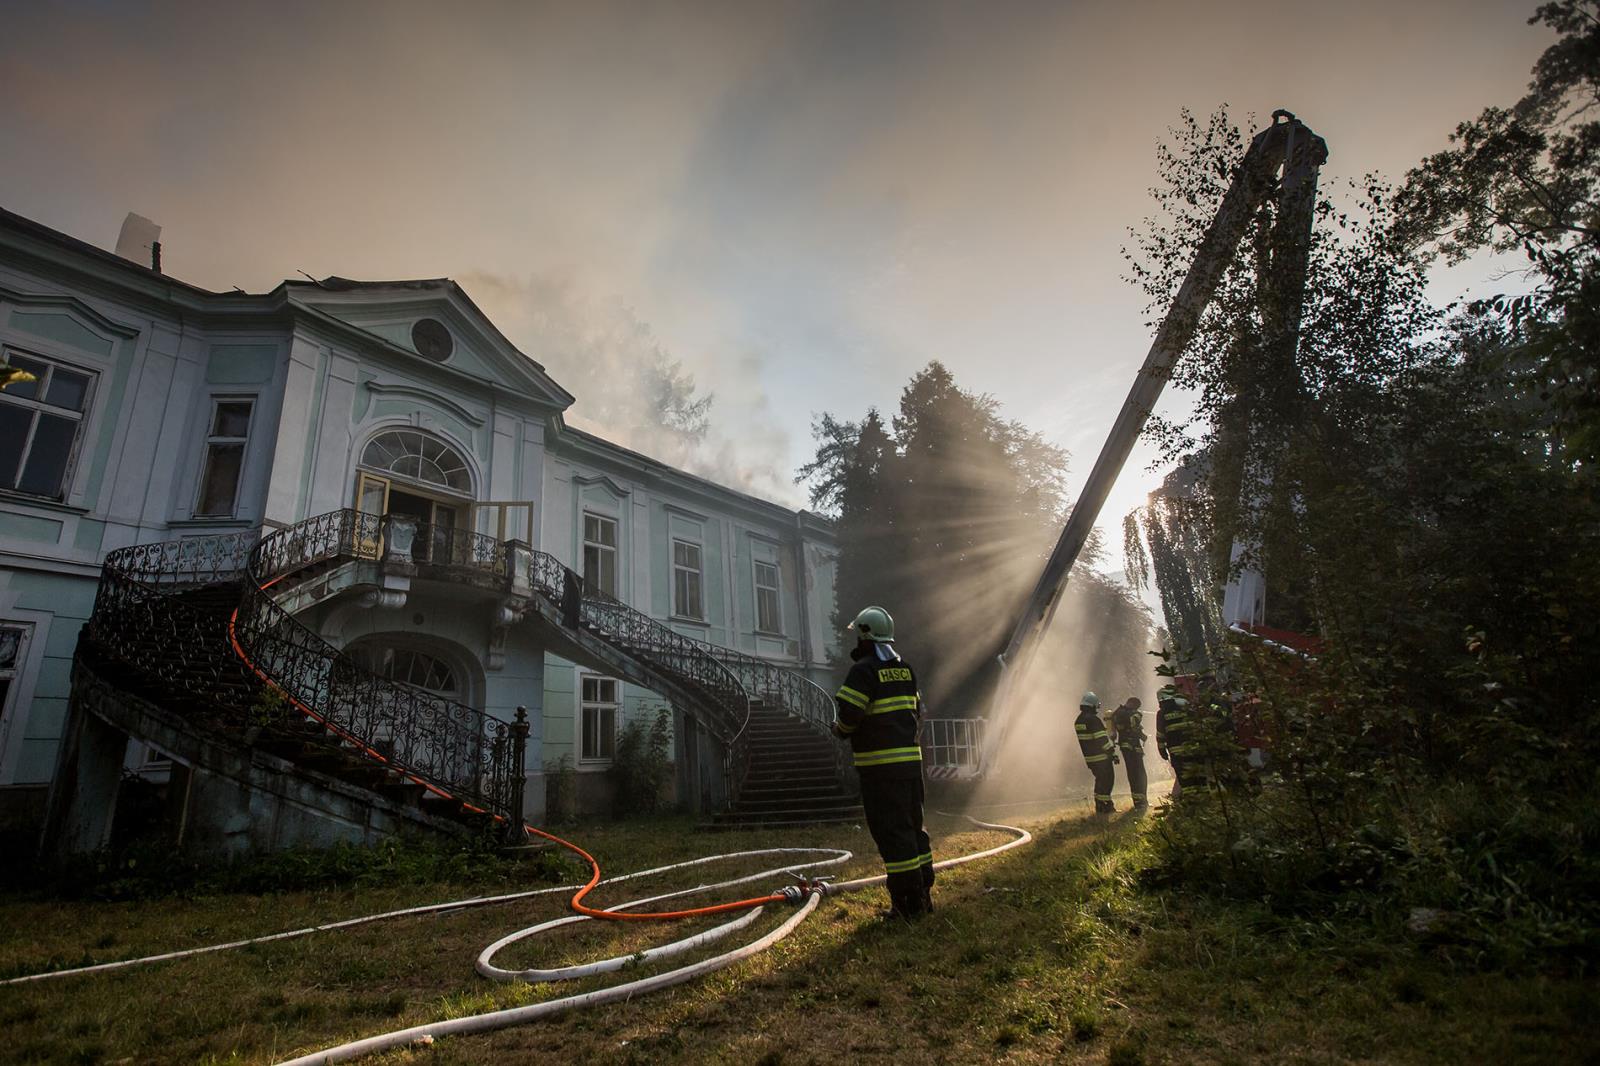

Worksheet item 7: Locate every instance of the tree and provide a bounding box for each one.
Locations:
[801,362,1152,712]
[1123,86,1600,952]
[1396,0,1600,462]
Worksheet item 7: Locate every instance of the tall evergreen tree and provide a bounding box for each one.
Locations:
[801,362,1152,712]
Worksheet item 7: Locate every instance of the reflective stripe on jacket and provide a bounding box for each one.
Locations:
[1075,708,1114,764]
[834,650,923,773]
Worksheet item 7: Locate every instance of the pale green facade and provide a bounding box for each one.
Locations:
[0,207,839,828]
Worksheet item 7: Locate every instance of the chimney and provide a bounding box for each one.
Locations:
[114,212,162,273]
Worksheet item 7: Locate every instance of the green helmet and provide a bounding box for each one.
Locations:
[1080,691,1101,711]
[848,605,895,642]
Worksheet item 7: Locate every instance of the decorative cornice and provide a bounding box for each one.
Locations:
[662,501,710,523]
[573,473,631,499]
[0,286,142,338]
[362,380,487,427]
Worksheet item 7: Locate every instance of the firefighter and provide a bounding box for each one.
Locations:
[832,605,933,919]
[1074,692,1116,815]
[1155,691,1190,800]
[1110,696,1148,811]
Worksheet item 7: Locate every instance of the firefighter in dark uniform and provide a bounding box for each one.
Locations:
[832,605,933,919]
[1155,691,1190,800]
[1110,696,1148,811]
[1075,692,1116,815]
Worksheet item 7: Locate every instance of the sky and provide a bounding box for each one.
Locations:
[0,0,1552,578]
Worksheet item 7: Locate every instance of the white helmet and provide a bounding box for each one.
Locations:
[1080,691,1100,711]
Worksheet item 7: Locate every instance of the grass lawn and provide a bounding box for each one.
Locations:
[0,802,1591,1065]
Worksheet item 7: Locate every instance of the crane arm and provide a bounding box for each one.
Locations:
[980,110,1327,773]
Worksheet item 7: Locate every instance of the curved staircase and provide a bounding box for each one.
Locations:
[64,510,855,849]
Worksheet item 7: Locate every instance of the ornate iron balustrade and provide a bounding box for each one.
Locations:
[686,638,850,798]
[555,585,752,805]
[108,508,808,813]
[89,517,520,819]
[687,638,833,733]
[253,510,379,585]
[519,551,751,748]
[412,521,512,585]
[236,520,516,817]
[248,510,750,809]
[86,568,254,717]
[103,530,259,587]
[88,532,261,714]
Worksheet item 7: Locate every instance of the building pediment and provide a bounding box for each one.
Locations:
[284,278,575,413]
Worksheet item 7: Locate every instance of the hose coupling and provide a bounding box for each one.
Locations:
[780,875,834,904]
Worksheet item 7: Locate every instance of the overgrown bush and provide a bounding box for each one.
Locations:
[611,707,672,817]
[1145,642,1600,970]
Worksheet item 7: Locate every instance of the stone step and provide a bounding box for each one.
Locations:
[746,744,827,757]
[709,808,862,829]
[736,777,851,793]
[746,747,834,763]
[734,797,857,813]
[745,773,838,788]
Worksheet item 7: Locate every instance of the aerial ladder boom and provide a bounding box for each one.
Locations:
[979,110,1327,775]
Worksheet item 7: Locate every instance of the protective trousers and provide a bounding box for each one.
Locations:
[859,772,934,915]
[1121,747,1148,808]
[1090,759,1116,814]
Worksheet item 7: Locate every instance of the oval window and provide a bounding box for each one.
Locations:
[411,318,454,362]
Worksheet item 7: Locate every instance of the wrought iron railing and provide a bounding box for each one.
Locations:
[257,510,752,807]
[87,570,249,716]
[87,507,849,818]
[236,519,517,816]
[87,517,520,819]
[252,510,378,585]
[412,521,512,584]
[513,558,752,803]
[688,639,832,732]
[685,637,854,795]
[100,530,260,587]
[85,532,261,715]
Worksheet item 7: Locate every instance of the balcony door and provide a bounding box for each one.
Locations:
[353,471,464,562]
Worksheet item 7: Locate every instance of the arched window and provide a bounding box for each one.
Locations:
[359,429,471,494]
[347,643,460,698]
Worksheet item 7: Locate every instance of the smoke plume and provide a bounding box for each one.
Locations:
[461,271,797,504]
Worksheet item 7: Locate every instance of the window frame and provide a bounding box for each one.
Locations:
[193,396,255,518]
[578,673,620,766]
[582,511,619,598]
[358,427,473,497]
[671,537,705,621]
[0,619,37,785]
[753,558,783,636]
[0,347,96,502]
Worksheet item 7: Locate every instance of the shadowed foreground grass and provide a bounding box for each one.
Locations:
[0,806,1590,1064]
